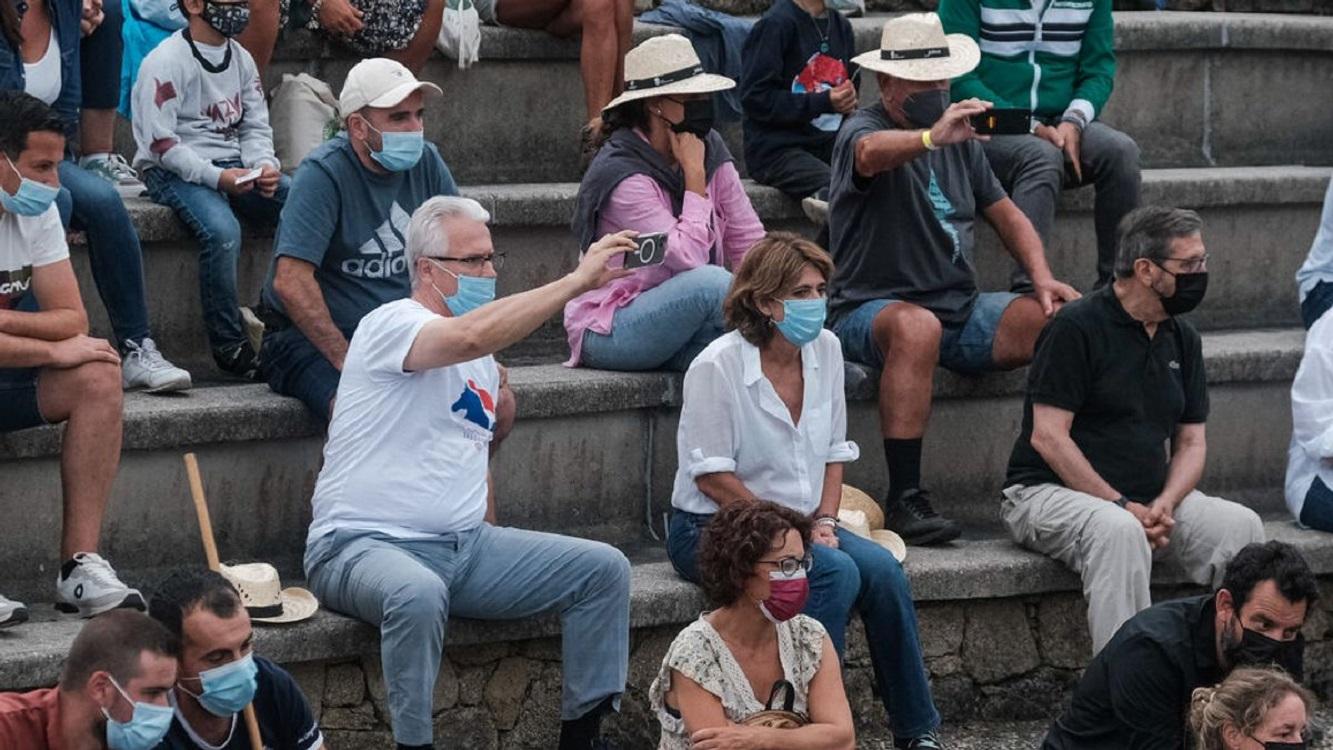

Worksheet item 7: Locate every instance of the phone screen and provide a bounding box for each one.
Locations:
[970,109,1032,136]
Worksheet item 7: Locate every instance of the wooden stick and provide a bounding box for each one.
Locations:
[184,453,265,750]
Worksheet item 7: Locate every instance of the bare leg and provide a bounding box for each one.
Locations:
[611,0,632,103]
[870,302,941,439]
[79,110,118,156]
[498,0,622,121]
[36,361,124,559]
[387,0,444,73]
[990,296,1049,370]
[236,0,282,74]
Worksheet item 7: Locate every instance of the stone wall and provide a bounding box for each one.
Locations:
[281,587,1333,748]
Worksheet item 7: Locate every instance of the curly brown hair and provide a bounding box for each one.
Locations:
[724,232,834,347]
[1189,667,1314,750]
[697,501,813,608]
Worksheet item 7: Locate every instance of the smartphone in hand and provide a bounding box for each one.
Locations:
[970,109,1032,136]
[625,232,668,269]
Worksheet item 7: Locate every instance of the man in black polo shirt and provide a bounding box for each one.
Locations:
[1003,206,1264,653]
[1044,540,1315,749]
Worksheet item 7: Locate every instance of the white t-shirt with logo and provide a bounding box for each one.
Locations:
[307,298,498,546]
[0,205,69,311]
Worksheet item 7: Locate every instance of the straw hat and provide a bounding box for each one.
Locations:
[602,34,735,113]
[852,13,980,82]
[219,563,319,625]
[837,485,906,562]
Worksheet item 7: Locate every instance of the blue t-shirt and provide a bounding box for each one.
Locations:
[156,656,322,750]
[261,133,459,333]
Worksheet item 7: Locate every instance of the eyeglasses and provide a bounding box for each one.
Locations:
[1154,253,1209,274]
[757,554,814,577]
[428,253,505,271]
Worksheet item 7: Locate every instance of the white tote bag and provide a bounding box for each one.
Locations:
[269,74,340,174]
[436,0,481,69]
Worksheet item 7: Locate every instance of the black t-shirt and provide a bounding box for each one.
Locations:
[1006,285,1209,501]
[157,657,322,750]
[1044,595,1222,750]
[826,104,1007,327]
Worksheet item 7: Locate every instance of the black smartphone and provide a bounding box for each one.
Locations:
[970,108,1032,135]
[625,232,668,269]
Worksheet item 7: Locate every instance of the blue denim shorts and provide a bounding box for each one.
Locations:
[0,367,45,433]
[832,292,1020,374]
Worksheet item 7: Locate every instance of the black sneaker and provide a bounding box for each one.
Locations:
[214,340,263,382]
[895,732,945,750]
[885,489,962,546]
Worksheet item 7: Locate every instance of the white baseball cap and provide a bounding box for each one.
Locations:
[339,58,443,121]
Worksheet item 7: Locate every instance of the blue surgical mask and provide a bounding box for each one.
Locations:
[363,121,425,172]
[428,260,496,316]
[0,154,60,217]
[178,653,259,717]
[774,297,827,346]
[102,677,175,750]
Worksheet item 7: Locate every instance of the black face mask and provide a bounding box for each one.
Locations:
[1153,264,1208,316]
[665,98,715,139]
[202,0,250,37]
[900,88,949,129]
[1224,617,1304,679]
[1254,741,1306,750]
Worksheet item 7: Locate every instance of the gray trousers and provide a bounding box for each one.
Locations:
[983,122,1142,289]
[306,525,632,745]
[1001,484,1264,654]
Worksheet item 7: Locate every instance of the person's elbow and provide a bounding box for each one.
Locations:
[1029,420,1068,461]
[826,725,856,750]
[853,139,874,178]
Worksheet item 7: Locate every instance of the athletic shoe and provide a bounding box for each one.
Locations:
[884,489,962,546]
[214,340,263,382]
[55,553,146,617]
[0,595,29,628]
[79,154,144,197]
[895,732,945,750]
[801,196,829,226]
[122,338,192,393]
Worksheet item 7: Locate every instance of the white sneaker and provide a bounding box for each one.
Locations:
[79,153,145,198]
[122,338,192,393]
[0,594,28,628]
[55,553,146,617]
[801,196,829,226]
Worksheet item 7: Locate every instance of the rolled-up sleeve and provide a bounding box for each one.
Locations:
[826,339,859,463]
[680,358,740,478]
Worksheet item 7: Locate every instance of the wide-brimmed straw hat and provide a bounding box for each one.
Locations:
[602,33,735,113]
[852,13,980,82]
[838,485,906,562]
[219,563,319,625]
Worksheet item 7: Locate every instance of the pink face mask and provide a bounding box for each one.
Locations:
[758,569,809,624]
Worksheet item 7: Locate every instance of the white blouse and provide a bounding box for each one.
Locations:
[670,329,859,516]
[23,29,61,107]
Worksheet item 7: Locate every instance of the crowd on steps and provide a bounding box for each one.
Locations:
[1,0,1332,747]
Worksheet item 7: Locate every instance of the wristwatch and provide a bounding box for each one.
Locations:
[1112,496,1131,509]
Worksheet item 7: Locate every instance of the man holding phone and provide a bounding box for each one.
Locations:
[940,0,1141,290]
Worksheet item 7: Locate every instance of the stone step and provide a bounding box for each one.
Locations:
[245,11,1333,184]
[0,327,1303,601]
[1,521,1330,748]
[72,165,1333,376]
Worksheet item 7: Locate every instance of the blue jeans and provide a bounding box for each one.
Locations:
[833,292,1020,375]
[667,511,941,738]
[306,525,631,746]
[56,160,152,346]
[262,325,349,421]
[580,265,731,372]
[142,164,290,353]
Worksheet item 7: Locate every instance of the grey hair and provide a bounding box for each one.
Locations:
[1113,206,1204,280]
[405,196,492,285]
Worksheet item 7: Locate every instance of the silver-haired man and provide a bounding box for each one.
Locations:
[303,196,637,750]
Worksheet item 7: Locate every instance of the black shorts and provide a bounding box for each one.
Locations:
[0,367,45,433]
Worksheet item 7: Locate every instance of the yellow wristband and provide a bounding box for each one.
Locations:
[921,129,938,151]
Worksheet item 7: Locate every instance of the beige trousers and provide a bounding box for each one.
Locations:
[1001,483,1265,654]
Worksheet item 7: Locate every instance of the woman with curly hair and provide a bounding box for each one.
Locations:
[1190,667,1313,750]
[665,232,946,749]
[649,500,854,749]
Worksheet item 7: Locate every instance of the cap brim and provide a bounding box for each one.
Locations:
[853,34,981,82]
[250,588,320,625]
[366,80,444,110]
[603,73,736,113]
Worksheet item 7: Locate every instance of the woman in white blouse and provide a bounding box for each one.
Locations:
[665,233,946,748]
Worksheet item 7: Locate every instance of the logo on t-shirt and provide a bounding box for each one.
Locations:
[451,378,496,440]
[0,266,33,310]
[793,52,848,132]
[342,202,411,279]
[926,168,963,262]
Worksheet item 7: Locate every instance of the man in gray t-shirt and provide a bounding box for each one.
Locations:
[829,14,1079,549]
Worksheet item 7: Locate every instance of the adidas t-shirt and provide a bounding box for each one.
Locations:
[826,104,1006,327]
[0,205,69,312]
[307,298,497,546]
[158,657,322,750]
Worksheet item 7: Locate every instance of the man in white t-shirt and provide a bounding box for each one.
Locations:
[0,91,146,629]
[303,196,636,750]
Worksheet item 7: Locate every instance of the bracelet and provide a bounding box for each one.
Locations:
[921,129,938,152]
[814,516,839,529]
[1112,496,1130,509]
